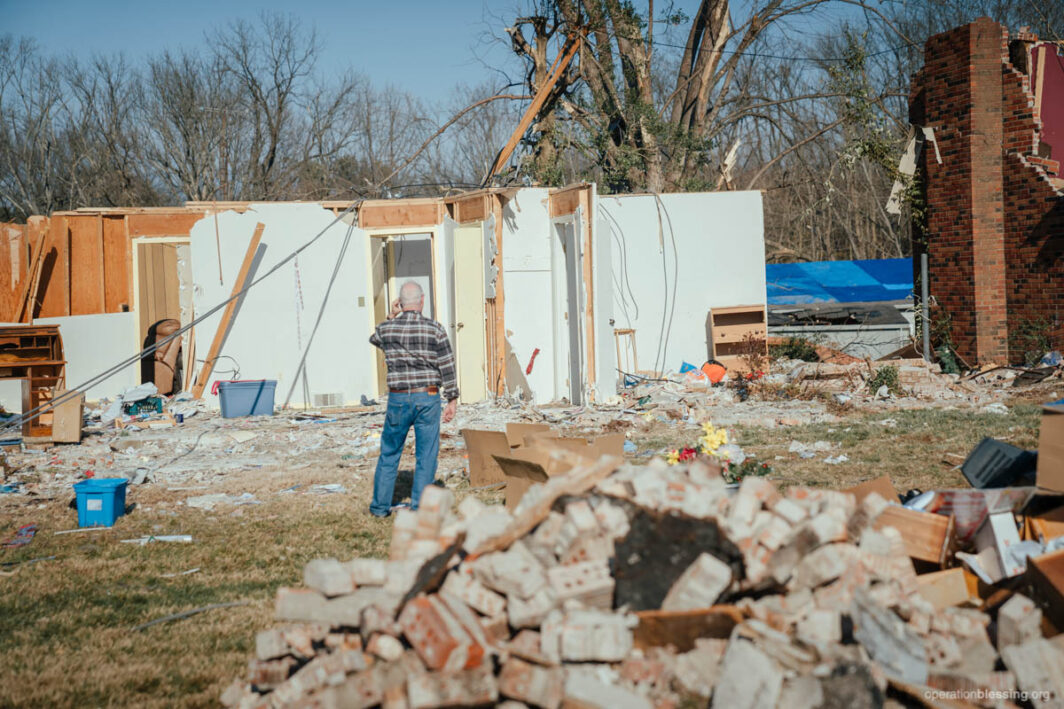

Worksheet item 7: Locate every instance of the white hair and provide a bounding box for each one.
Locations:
[399,281,424,307]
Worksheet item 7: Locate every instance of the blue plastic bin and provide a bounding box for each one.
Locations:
[73,478,128,527]
[217,380,277,418]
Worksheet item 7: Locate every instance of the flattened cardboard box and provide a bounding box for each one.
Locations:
[461,423,556,486]
[494,433,626,510]
[1038,401,1064,493]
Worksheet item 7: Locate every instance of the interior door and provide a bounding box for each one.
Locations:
[453,225,486,402]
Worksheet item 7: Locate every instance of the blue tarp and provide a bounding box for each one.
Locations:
[766,258,913,304]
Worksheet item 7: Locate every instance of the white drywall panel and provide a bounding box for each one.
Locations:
[190,204,373,409]
[500,188,556,402]
[0,380,22,414]
[35,313,140,402]
[437,217,457,342]
[591,197,617,401]
[597,191,766,373]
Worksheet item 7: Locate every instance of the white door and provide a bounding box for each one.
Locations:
[453,225,487,402]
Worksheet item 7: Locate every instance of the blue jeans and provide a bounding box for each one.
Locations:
[370,392,440,516]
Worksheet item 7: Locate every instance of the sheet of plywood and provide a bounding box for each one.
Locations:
[37,216,70,318]
[103,216,130,312]
[454,225,486,403]
[69,216,105,315]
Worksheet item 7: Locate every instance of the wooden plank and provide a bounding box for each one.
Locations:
[874,506,955,566]
[483,34,581,184]
[492,195,506,395]
[125,212,205,237]
[163,244,180,320]
[13,227,45,323]
[96,216,106,309]
[137,243,151,344]
[633,606,743,652]
[449,193,489,223]
[580,187,595,388]
[549,188,582,218]
[915,568,970,610]
[191,223,265,398]
[69,215,104,315]
[358,202,442,229]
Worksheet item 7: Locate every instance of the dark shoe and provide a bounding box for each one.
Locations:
[369,510,390,518]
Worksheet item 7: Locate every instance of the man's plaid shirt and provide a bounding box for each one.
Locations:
[369,310,459,401]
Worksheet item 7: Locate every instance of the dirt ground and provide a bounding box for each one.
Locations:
[0,392,1049,707]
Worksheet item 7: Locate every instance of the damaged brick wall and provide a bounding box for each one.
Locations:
[911,17,1064,365]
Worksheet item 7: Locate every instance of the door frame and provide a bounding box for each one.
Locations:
[551,215,584,405]
[362,226,440,398]
[130,235,192,384]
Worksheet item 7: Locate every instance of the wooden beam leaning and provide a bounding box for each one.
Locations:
[482,33,582,185]
[14,230,47,323]
[191,222,265,398]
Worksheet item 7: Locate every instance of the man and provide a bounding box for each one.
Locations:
[368,281,458,517]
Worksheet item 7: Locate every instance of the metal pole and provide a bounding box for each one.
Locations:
[921,252,931,362]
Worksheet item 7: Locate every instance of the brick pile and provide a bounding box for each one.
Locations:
[222,454,1064,708]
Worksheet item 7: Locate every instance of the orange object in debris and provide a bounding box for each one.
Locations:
[702,362,726,383]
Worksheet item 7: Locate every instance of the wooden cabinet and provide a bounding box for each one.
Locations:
[708,305,767,373]
[0,326,66,439]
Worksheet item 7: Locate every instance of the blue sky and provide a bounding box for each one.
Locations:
[0,0,527,104]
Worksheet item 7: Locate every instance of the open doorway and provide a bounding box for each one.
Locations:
[552,217,584,405]
[133,238,193,393]
[368,232,437,395]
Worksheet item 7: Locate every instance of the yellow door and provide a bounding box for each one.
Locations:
[453,225,486,402]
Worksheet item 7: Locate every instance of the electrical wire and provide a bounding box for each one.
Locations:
[653,194,679,373]
[282,216,356,408]
[3,202,360,437]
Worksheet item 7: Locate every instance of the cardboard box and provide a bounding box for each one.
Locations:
[494,433,625,510]
[1026,548,1064,630]
[461,423,555,486]
[1037,401,1064,493]
[844,475,898,504]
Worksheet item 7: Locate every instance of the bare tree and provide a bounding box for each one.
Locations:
[0,37,75,219]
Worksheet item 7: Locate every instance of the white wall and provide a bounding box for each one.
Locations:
[189,204,375,409]
[500,188,557,402]
[590,193,617,401]
[597,191,766,373]
[35,313,140,402]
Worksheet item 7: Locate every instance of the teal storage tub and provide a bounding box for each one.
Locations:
[217,380,277,418]
[73,478,128,527]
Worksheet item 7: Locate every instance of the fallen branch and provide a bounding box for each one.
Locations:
[130,600,250,632]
